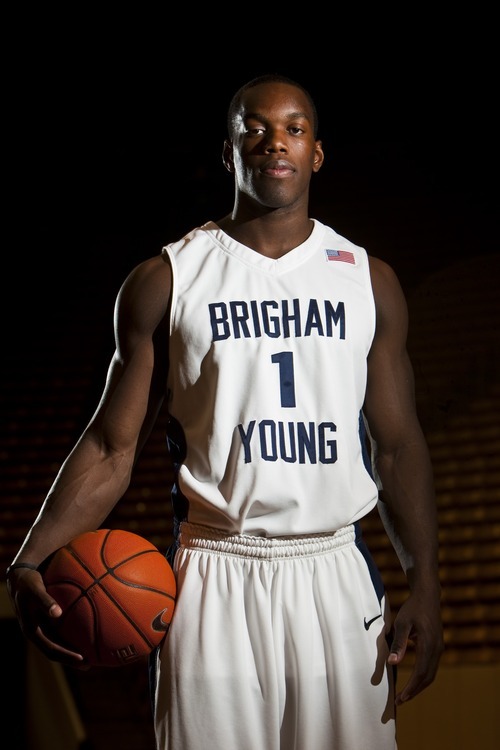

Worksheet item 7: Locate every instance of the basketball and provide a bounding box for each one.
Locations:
[41,528,176,668]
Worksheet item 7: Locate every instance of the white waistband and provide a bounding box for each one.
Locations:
[178,522,356,560]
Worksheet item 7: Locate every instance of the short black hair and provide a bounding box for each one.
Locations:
[227,73,319,140]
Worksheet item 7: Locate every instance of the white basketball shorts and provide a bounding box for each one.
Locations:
[154,522,397,750]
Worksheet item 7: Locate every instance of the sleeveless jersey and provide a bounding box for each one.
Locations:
[162,219,378,537]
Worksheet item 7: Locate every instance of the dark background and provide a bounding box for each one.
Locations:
[4,16,498,355]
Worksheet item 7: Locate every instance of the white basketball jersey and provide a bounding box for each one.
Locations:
[162,219,378,537]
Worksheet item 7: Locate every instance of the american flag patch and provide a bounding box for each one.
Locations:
[325,248,355,264]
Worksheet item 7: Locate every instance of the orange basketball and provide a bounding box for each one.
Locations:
[41,529,176,668]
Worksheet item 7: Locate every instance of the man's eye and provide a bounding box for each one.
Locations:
[289,127,304,135]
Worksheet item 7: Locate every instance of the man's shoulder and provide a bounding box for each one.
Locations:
[367,255,407,316]
[367,255,399,283]
[122,253,172,297]
[161,223,215,257]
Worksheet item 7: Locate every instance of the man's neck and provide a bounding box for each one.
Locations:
[216,210,314,260]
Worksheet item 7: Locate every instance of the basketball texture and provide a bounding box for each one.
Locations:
[41,528,176,668]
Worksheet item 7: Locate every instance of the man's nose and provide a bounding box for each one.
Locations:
[263,130,288,153]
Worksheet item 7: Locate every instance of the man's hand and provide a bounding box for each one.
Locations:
[388,590,444,705]
[7,567,87,668]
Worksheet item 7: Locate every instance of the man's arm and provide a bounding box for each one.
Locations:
[364,255,444,705]
[6,253,172,665]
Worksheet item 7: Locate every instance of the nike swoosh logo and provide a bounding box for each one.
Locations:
[364,614,383,631]
[151,608,171,632]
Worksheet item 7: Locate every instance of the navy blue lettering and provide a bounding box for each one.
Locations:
[261,301,280,338]
[209,299,346,341]
[260,420,278,461]
[238,420,256,463]
[250,300,262,337]
[209,302,230,341]
[279,422,297,463]
[304,299,324,336]
[282,299,301,338]
[297,422,317,463]
[230,301,251,339]
[319,422,337,463]
[237,420,338,464]
[325,300,345,339]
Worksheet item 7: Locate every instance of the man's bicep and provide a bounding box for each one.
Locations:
[364,257,418,449]
[113,256,170,423]
[364,342,417,451]
[87,348,154,455]
[88,257,170,455]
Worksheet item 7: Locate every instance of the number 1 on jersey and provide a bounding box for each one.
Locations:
[271,352,296,408]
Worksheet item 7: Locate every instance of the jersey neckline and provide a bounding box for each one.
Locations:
[201,219,326,275]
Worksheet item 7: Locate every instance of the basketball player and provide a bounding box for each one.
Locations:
[6,74,443,749]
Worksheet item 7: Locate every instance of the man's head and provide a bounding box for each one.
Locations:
[227,73,319,140]
[223,74,324,214]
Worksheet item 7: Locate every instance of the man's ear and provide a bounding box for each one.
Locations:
[222,139,235,173]
[313,140,324,173]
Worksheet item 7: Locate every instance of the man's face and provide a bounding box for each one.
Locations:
[224,82,324,211]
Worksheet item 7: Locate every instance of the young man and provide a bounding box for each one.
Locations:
[6,74,443,749]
